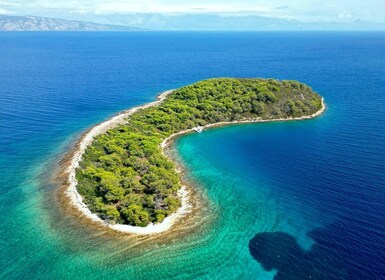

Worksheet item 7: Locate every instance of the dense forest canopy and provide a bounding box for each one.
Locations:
[76,78,323,226]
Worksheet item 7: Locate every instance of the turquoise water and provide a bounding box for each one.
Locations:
[1,32,385,279]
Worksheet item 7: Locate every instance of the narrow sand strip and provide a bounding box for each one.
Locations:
[65,90,325,235]
[64,89,192,235]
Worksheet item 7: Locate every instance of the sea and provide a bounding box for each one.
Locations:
[0,32,384,279]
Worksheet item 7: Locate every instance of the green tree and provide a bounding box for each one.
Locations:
[121,205,150,226]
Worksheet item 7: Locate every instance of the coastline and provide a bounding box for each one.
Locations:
[160,98,326,149]
[64,89,194,235]
[64,90,325,235]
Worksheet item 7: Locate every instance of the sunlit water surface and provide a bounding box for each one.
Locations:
[1,32,385,279]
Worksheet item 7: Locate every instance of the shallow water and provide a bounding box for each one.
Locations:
[1,32,385,279]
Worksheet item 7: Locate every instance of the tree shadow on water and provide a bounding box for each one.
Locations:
[248,220,385,279]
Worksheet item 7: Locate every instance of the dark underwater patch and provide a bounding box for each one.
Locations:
[249,219,385,279]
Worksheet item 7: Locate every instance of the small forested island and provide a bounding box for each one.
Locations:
[74,78,324,228]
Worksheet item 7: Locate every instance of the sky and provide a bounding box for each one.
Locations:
[0,0,384,23]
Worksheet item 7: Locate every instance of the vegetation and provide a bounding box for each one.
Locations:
[76,78,323,226]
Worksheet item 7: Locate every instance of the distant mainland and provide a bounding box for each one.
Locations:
[1,14,384,31]
[63,78,325,234]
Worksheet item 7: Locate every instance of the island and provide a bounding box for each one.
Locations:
[65,78,325,234]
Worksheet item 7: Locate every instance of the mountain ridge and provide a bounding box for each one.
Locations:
[0,15,143,31]
[1,14,384,31]
[97,13,385,31]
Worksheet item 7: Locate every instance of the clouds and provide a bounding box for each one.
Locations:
[0,0,384,22]
[0,8,11,14]
[89,1,270,14]
[338,13,352,19]
[0,1,21,6]
[276,6,289,10]
[0,1,18,14]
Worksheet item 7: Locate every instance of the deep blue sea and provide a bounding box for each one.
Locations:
[1,32,385,279]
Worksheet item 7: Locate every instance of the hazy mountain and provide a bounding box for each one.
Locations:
[77,13,385,31]
[1,14,384,31]
[0,15,142,31]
